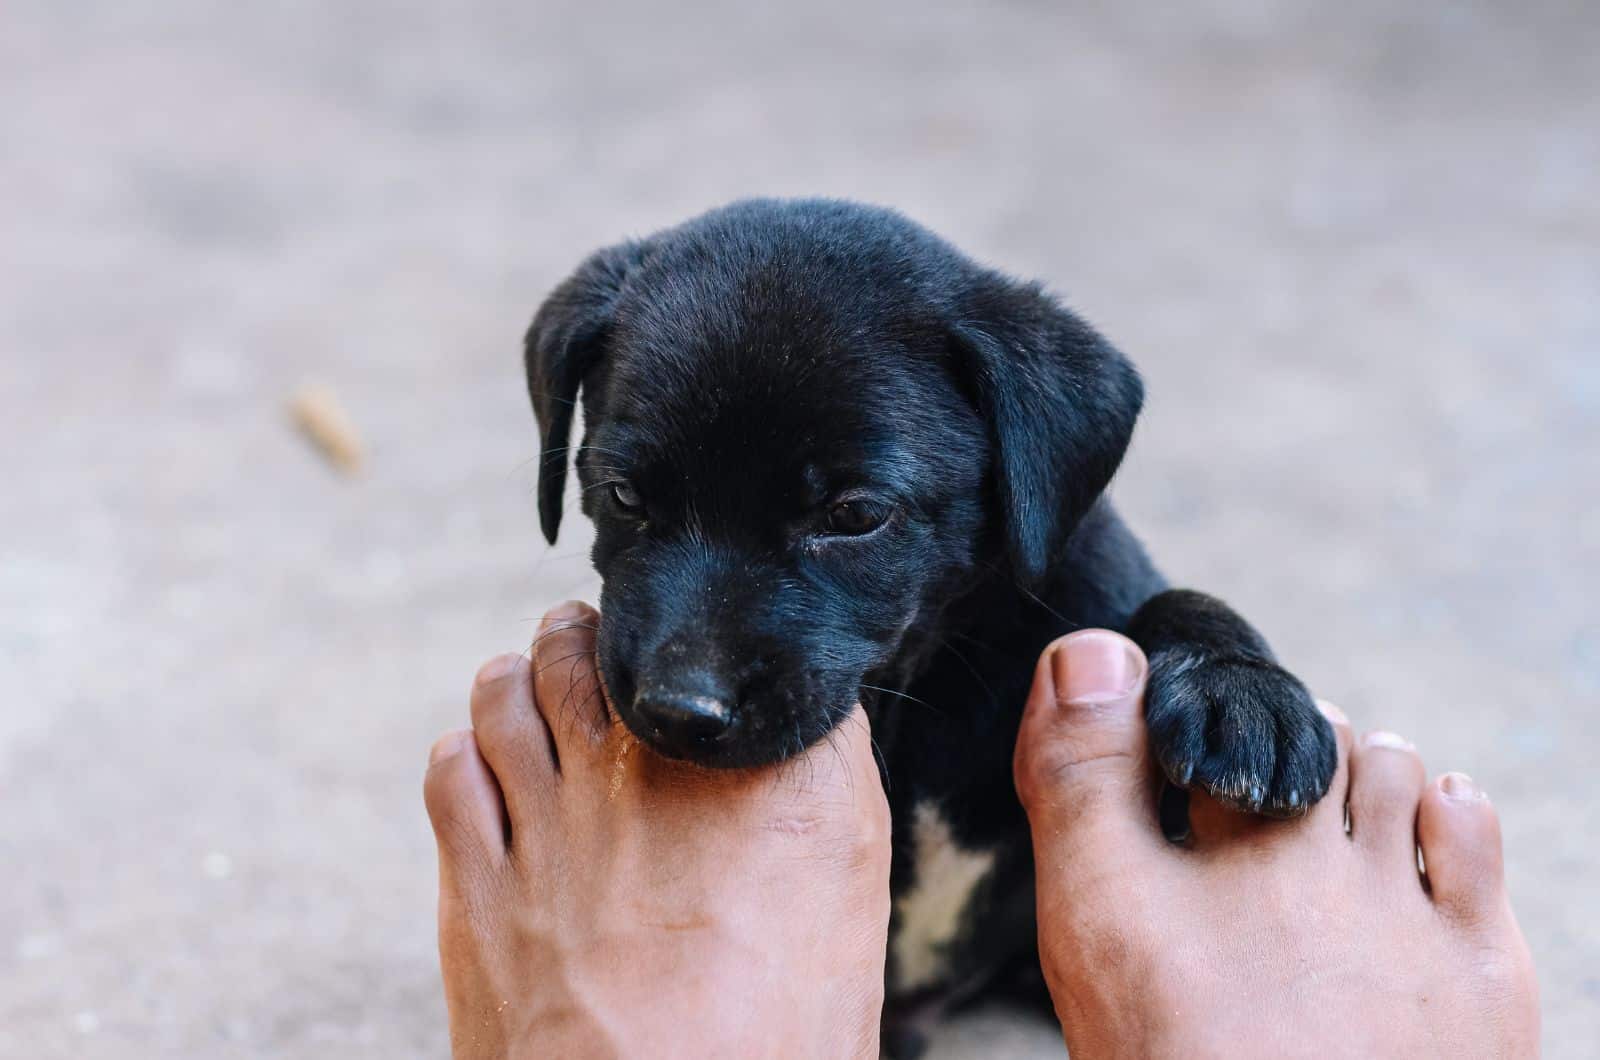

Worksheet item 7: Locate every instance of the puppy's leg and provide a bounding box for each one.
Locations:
[1127,589,1337,819]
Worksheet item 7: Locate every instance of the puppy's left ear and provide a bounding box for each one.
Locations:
[952,275,1143,585]
[525,240,646,544]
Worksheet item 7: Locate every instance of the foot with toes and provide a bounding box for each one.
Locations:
[424,602,891,1058]
[1014,629,1540,1058]
[427,606,1540,1058]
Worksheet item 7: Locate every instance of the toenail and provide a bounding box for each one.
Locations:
[475,653,522,688]
[429,730,473,766]
[1316,698,1349,725]
[1439,772,1486,801]
[1051,630,1145,705]
[1362,730,1414,751]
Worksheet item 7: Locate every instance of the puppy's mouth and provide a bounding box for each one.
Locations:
[615,705,773,769]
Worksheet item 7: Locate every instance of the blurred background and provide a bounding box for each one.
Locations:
[3,0,1596,1056]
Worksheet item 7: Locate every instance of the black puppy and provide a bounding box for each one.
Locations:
[525,199,1336,1049]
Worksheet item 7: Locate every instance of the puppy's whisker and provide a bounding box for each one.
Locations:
[550,660,600,741]
[983,558,1083,630]
[528,388,579,409]
[522,620,601,633]
[824,723,852,800]
[534,648,599,678]
[524,623,602,655]
[541,443,630,463]
[869,731,890,792]
[572,674,606,735]
[940,628,993,651]
[554,653,606,741]
[929,637,999,710]
[859,683,943,717]
[506,452,546,479]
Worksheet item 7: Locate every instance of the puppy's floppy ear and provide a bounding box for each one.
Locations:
[525,241,645,543]
[952,275,1143,584]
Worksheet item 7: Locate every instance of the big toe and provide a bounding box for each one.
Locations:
[1014,630,1162,855]
[530,600,610,760]
[1417,773,1506,924]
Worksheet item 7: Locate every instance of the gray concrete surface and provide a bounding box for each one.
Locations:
[3,1,1596,1055]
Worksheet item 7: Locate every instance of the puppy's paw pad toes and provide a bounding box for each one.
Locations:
[1146,651,1336,818]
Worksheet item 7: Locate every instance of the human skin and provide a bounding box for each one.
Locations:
[1013,629,1541,1059]
[422,601,890,1059]
[424,604,1540,1058]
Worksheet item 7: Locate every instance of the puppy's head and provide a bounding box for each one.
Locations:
[526,200,1141,767]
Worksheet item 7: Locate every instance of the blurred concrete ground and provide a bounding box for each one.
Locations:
[2,0,1596,1055]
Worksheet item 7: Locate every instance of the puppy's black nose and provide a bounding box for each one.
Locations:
[632,689,733,749]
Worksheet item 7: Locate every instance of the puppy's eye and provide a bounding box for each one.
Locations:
[824,499,890,536]
[611,481,644,511]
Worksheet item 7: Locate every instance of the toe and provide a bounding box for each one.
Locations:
[1014,630,1164,855]
[1348,729,1427,866]
[1417,773,1506,925]
[1306,699,1354,833]
[530,601,610,758]
[470,650,558,823]
[424,729,509,868]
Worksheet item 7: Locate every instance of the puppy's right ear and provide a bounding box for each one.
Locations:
[525,241,645,543]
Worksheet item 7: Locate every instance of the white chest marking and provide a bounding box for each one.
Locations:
[892,801,996,992]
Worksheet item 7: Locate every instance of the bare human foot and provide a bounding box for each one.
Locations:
[1014,630,1540,1059]
[423,602,890,1058]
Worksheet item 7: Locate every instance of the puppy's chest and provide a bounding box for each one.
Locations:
[890,800,998,993]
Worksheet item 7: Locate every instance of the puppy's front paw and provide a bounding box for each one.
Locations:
[1144,650,1336,817]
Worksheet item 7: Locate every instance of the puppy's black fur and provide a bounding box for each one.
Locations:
[525,199,1337,1050]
